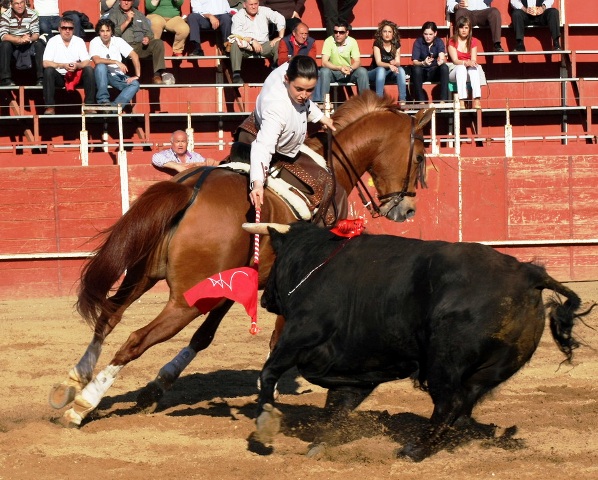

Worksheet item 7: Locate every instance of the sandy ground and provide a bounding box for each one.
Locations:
[0,281,597,480]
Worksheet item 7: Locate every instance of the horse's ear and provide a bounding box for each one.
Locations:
[414,108,435,130]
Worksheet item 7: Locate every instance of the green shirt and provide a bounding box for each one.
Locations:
[145,0,184,18]
[321,35,361,68]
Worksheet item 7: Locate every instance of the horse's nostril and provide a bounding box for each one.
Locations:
[405,209,416,219]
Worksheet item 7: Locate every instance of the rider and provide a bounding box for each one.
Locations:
[248,55,336,208]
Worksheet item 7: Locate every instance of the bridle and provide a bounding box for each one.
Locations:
[327,114,426,219]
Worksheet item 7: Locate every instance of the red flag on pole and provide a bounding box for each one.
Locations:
[184,209,262,335]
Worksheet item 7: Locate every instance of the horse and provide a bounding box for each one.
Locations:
[49,91,435,427]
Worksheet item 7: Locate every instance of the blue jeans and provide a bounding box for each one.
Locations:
[313,66,370,102]
[95,64,140,106]
[368,66,406,101]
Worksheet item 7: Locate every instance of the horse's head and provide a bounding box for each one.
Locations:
[369,107,434,222]
[322,92,434,223]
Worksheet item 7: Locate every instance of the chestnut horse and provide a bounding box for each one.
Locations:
[49,91,434,427]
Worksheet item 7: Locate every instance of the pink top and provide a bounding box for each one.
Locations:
[448,37,480,61]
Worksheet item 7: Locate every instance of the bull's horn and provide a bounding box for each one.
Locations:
[242,223,290,235]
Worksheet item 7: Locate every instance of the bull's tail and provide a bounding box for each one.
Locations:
[77,181,194,327]
[541,273,596,362]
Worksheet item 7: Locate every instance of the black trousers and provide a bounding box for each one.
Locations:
[42,66,96,107]
[0,40,45,82]
[319,0,359,36]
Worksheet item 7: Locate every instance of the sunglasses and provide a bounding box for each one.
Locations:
[60,26,74,31]
[333,30,347,34]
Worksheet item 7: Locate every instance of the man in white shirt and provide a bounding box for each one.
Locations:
[90,18,140,110]
[510,0,561,51]
[248,55,335,207]
[41,16,95,114]
[447,0,504,52]
[229,0,285,83]
[186,0,233,56]
[35,0,82,40]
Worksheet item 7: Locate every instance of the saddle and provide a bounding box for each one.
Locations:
[225,139,347,226]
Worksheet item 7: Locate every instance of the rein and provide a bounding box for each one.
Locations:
[328,114,425,218]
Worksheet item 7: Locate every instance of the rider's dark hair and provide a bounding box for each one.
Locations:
[286,55,318,81]
[95,18,116,34]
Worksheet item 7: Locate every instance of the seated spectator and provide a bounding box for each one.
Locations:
[313,20,369,102]
[229,0,285,84]
[277,21,315,66]
[411,21,449,104]
[367,19,406,107]
[510,0,561,51]
[41,16,96,114]
[145,0,189,57]
[447,15,483,109]
[0,0,44,85]
[152,130,218,173]
[90,18,140,111]
[447,0,504,52]
[261,0,304,36]
[109,0,168,84]
[101,0,139,17]
[320,0,358,37]
[186,0,233,56]
[35,0,83,40]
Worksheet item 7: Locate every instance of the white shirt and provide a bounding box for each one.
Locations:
[89,36,133,75]
[34,0,60,17]
[250,62,324,184]
[447,0,494,13]
[231,6,285,44]
[510,0,553,9]
[190,0,230,15]
[42,35,91,75]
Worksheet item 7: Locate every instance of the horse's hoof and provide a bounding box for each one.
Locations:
[48,383,77,409]
[57,407,83,428]
[135,381,164,414]
[255,403,282,444]
[306,442,327,459]
[396,443,429,462]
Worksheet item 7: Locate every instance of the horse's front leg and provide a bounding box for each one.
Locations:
[135,299,234,413]
[60,302,199,427]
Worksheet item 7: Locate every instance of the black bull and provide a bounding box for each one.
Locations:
[250,221,594,461]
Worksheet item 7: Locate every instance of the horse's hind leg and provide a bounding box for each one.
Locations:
[50,269,157,411]
[136,299,234,413]
[60,300,199,427]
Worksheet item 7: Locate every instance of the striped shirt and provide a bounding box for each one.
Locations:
[0,7,39,41]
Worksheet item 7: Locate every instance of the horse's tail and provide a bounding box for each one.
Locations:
[538,269,597,362]
[77,181,194,327]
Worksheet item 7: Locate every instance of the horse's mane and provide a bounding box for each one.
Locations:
[305,91,400,151]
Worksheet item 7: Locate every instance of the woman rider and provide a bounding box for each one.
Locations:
[248,55,336,208]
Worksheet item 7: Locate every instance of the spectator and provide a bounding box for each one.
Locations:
[262,0,304,35]
[510,0,561,51]
[367,19,406,107]
[186,0,233,56]
[145,0,189,57]
[247,55,335,207]
[447,0,504,52]
[229,0,285,84]
[447,15,483,109]
[109,0,168,84]
[313,20,369,103]
[411,20,449,104]
[35,0,83,40]
[152,130,218,173]
[101,0,139,17]
[41,16,96,114]
[319,0,358,37]
[90,18,140,111]
[277,21,316,66]
[0,0,44,85]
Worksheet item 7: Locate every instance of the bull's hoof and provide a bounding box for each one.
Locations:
[255,403,282,445]
[306,442,327,459]
[396,443,430,462]
[135,380,164,414]
[48,383,77,409]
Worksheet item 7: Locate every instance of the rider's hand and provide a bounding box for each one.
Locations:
[250,181,264,207]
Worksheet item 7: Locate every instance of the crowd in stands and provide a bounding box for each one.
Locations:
[0,0,566,113]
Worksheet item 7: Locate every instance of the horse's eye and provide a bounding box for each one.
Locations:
[416,155,425,164]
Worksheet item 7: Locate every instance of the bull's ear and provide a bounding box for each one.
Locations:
[414,108,434,130]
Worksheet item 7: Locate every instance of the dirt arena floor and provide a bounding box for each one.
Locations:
[0,281,597,480]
